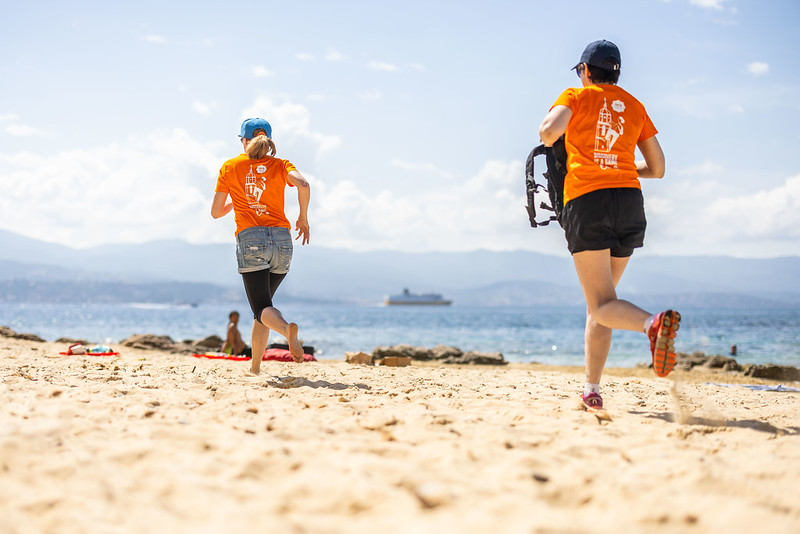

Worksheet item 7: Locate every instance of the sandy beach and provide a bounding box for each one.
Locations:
[1,337,799,534]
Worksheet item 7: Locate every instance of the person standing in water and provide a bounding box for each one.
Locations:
[538,40,680,410]
[211,118,311,374]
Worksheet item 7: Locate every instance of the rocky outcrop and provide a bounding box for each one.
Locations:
[442,351,507,365]
[371,344,507,366]
[676,352,742,372]
[0,326,45,342]
[372,344,434,361]
[121,334,181,351]
[119,334,206,354]
[743,364,800,381]
[193,335,224,350]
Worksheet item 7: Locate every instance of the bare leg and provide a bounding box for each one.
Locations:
[259,307,303,364]
[573,250,650,384]
[584,310,611,385]
[249,319,270,375]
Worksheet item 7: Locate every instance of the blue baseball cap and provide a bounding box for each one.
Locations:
[239,118,272,139]
[573,40,621,71]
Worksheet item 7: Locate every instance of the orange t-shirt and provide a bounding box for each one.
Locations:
[215,154,297,235]
[552,84,658,204]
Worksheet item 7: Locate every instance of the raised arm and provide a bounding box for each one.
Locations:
[538,105,572,147]
[636,136,666,178]
[287,170,311,245]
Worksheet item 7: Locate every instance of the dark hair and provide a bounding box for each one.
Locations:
[587,64,620,85]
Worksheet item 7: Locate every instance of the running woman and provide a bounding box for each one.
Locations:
[212,118,311,375]
[538,40,680,410]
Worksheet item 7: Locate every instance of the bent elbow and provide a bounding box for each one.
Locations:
[539,125,554,146]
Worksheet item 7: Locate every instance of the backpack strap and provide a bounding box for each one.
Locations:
[525,144,558,228]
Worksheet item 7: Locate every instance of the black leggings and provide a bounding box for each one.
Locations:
[241,270,287,324]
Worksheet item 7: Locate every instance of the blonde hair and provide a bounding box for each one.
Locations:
[245,129,276,159]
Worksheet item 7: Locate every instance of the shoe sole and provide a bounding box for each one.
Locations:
[653,310,681,377]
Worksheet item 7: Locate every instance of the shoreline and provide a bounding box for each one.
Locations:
[3,324,799,374]
[2,302,798,369]
[2,336,799,532]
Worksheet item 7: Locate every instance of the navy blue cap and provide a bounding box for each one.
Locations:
[239,118,272,139]
[573,40,621,71]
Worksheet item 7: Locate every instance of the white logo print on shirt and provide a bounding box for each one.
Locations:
[244,165,269,215]
[594,98,626,170]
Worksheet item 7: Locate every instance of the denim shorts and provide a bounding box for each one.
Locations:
[235,226,293,274]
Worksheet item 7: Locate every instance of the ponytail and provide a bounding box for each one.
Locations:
[245,130,276,159]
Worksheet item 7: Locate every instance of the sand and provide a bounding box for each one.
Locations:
[1,338,799,534]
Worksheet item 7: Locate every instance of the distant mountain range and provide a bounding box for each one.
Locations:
[0,229,798,308]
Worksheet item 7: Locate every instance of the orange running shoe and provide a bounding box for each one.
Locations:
[648,310,681,377]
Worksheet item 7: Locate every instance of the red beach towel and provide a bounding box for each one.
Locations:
[263,348,317,362]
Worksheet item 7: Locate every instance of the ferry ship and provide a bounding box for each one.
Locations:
[384,288,452,306]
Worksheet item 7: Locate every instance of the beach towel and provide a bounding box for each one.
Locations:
[192,352,251,361]
[263,348,317,362]
[60,343,119,356]
[707,383,800,393]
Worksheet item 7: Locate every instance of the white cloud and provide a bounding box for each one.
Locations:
[191,101,213,115]
[5,124,47,136]
[0,114,19,122]
[0,130,229,248]
[690,0,725,10]
[143,34,167,44]
[706,174,800,239]
[0,98,334,249]
[296,53,316,61]
[325,48,347,61]
[241,97,341,158]
[676,160,724,176]
[747,61,769,76]
[367,61,398,72]
[639,174,800,256]
[356,90,383,100]
[390,159,453,179]
[309,159,566,253]
[252,65,273,78]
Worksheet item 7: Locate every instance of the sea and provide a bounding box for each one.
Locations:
[2,302,798,368]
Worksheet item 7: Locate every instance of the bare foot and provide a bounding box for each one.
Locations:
[287,323,304,363]
[246,367,261,377]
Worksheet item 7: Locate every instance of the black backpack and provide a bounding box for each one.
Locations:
[525,135,567,228]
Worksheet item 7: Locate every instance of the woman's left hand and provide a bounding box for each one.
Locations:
[295,218,310,245]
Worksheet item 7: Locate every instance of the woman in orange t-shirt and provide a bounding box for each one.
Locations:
[211,118,311,375]
[538,40,680,411]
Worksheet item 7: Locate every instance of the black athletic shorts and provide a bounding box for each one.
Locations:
[561,187,646,258]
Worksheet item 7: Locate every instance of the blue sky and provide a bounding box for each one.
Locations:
[1,0,798,258]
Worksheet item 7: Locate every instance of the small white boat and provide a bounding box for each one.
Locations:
[384,288,452,306]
